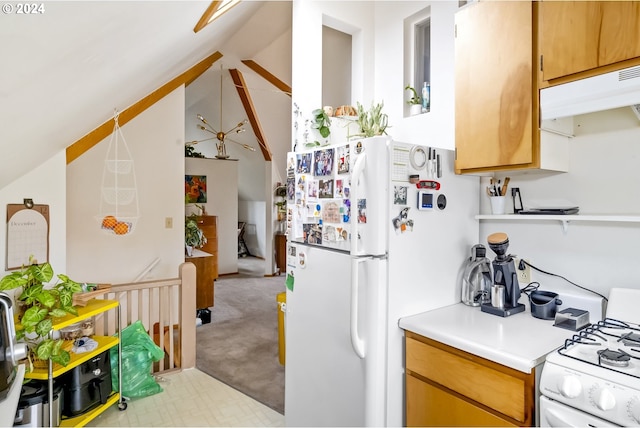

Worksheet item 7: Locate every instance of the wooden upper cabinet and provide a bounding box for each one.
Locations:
[540,1,640,83]
[455,1,534,172]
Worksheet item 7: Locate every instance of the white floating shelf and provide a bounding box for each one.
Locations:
[475,214,640,233]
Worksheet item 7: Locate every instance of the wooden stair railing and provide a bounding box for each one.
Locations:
[94,262,196,374]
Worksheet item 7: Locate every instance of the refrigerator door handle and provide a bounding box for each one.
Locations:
[350,257,370,359]
[350,152,366,255]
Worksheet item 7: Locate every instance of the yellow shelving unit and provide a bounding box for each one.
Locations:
[59,393,120,428]
[24,299,126,427]
[25,336,118,380]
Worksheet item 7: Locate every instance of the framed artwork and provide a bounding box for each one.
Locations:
[185,175,207,203]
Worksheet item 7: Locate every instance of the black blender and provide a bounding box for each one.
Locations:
[481,232,526,317]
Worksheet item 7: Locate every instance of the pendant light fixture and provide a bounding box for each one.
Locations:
[188,67,256,159]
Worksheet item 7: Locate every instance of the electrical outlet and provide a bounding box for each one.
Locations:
[165,217,173,229]
[515,258,532,284]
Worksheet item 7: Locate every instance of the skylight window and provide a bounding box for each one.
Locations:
[194,0,242,33]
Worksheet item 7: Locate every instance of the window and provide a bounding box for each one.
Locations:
[404,7,431,116]
[414,17,431,99]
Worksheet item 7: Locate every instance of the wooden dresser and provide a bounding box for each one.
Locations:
[186,215,218,309]
[275,233,287,274]
[198,215,218,280]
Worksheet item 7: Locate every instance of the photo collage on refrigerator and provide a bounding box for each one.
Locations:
[287,144,352,245]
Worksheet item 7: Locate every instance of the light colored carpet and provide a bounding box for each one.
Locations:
[196,257,286,414]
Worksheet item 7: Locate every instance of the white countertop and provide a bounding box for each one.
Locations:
[185,249,212,258]
[399,302,580,373]
[0,364,25,427]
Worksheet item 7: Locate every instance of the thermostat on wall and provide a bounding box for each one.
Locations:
[417,190,434,211]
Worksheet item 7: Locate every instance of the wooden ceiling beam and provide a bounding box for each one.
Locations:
[194,1,222,33]
[241,59,291,97]
[228,68,272,161]
[66,51,223,165]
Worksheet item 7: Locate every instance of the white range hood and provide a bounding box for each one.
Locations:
[540,65,640,120]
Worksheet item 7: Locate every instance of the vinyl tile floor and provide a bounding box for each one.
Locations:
[86,368,285,427]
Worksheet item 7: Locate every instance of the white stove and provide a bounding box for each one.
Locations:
[539,318,640,426]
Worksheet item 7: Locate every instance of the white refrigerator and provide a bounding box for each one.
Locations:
[284,136,479,426]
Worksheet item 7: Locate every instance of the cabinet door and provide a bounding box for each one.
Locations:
[540,1,640,81]
[455,1,533,171]
[406,375,517,427]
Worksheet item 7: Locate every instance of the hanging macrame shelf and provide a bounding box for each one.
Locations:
[96,110,140,235]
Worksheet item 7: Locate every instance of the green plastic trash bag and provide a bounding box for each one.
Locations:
[110,320,165,398]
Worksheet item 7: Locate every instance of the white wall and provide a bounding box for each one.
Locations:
[292,0,376,143]
[479,107,640,301]
[374,1,458,150]
[66,88,185,284]
[185,157,238,275]
[0,151,67,294]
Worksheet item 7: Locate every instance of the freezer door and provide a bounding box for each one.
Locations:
[286,146,351,253]
[284,243,387,427]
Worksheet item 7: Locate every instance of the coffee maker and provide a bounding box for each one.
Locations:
[481,232,526,317]
[461,244,492,306]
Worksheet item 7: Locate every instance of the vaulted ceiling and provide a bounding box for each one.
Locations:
[0,1,292,191]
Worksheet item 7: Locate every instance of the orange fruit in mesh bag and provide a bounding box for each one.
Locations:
[102,215,117,229]
[113,222,129,235]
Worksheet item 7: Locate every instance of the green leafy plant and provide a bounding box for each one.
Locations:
[185,215,207,248]
[185,145,205,158]
[310,108,332,139]
[355,101,389,137]
[0,260,82,367]
[405,85,421,105]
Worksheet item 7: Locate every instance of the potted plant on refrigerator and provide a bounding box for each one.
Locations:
[355,101,389,137]
[308,108,332,146]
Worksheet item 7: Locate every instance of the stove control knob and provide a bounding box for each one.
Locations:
[592,387,616,411]
[627,397,640,423]
[558,375,582,399]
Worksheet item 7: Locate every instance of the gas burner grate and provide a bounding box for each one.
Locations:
[557,318,640,379]
[598,348,631,367]
[619,331,640,347]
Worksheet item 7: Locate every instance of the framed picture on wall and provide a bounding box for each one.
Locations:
[185,175,207,203]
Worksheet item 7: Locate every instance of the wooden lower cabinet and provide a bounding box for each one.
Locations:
[405,331,535,427]
[407,376,516,427]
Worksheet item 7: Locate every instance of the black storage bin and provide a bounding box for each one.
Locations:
[61,350,112,417]
[197,308,211,324]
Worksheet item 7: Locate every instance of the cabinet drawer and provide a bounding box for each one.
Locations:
[406,335,533,423]
[406,374,517,427]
